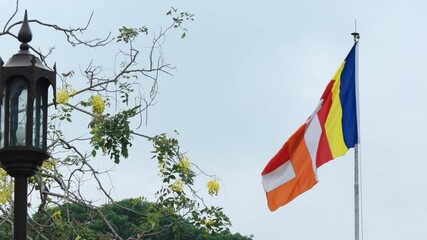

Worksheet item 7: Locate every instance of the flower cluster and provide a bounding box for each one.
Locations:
[42,158,56,170]
[207,178,220,196]
[171,180,184,193]
[91,95,105,115]
[56,86,77,105]
[0,169,12,204]
[52,210,62,220]
[56,89,69,104]
[178,156,190,173]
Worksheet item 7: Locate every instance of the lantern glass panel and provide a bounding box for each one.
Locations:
[9,78,28,147]
[33,83,46,149]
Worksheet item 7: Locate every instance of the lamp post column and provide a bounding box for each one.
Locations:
[14,176,28,240]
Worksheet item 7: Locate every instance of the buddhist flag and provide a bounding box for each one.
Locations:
[262,43,358,211]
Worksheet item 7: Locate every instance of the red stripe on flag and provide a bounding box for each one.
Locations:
[261,140,291,176]
[316,80,334,167]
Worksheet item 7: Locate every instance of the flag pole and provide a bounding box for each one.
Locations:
[351,30,361,240]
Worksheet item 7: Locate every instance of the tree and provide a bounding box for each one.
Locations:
[30,198,252,240]
[0,2,252,239]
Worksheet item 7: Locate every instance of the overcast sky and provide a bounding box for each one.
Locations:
[2,0,427,239]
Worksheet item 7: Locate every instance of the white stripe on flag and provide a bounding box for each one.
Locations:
[262,160,296,192]
[304,113,322,181]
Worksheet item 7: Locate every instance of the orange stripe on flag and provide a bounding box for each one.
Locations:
[264,124,318,211]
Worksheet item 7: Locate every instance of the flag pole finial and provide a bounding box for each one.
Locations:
[351,19,360,43]
[351,32,360,43]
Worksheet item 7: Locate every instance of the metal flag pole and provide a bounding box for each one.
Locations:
[351,28,361,240]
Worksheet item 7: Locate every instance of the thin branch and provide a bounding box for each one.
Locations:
[131,131,151,139]
[3,0,19,32]
[65,102,94,117]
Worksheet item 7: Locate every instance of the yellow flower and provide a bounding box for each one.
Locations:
[52,210,62,220]
[0,169,12,204]
[178,156,190,173]
[28,176,36,184]
[171,180,184,193]
[91,95,105,115]
[0,169,8,182]
[69,85,77,96]
[56,89,69,104]
[41,158,56,171]
[207,178,220,196]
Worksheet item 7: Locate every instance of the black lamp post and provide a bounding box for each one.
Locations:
[0,11,56,239]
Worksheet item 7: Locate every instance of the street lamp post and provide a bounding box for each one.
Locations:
[0,11,56,239]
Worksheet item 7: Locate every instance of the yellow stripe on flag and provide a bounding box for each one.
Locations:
[325,61,348,157]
